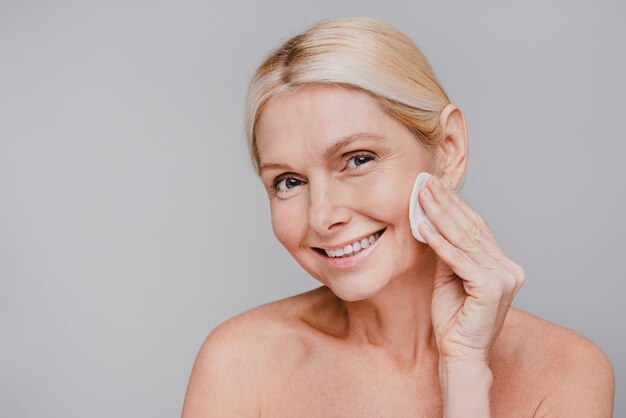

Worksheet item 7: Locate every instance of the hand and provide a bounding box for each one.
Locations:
[418,175,526,364]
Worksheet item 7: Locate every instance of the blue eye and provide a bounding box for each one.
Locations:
[272,176,303,194]
[346,152,376,170]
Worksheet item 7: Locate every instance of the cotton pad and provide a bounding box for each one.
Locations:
[409,171,437,243]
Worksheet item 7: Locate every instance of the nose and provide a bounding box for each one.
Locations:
[307,176,351,235]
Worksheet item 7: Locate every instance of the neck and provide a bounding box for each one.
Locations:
[338,247,440,371]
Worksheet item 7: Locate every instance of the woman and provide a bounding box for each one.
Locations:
[183,17,614,417]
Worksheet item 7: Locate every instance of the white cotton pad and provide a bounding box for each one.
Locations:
[409,171,437,243]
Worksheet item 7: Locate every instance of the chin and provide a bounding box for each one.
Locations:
[326,272,391,302]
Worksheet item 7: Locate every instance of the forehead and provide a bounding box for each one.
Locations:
[256,84,400,163]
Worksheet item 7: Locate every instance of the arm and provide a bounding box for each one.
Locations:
[417,175,523,417]
[439,359,493,418]
[182,319,262,417]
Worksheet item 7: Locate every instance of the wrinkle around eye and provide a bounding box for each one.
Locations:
[267,150,381,198]
[345,152,376,170]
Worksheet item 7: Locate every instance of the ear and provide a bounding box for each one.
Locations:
[435,104,468,189]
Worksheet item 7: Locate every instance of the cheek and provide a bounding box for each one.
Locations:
[270,203,301,248]
[365,171,413,221]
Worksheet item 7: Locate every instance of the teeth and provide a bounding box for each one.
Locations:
[323,230,383,258]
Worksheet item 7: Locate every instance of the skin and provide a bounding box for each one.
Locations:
[182,83,615,417]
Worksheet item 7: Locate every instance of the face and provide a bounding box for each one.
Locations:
[256,84,438,301]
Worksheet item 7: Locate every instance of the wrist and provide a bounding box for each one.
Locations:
[439,356,492,371]
[438,358,493,418]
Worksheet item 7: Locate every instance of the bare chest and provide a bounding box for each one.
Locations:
[261,363,444,418]
[259,352,540,418]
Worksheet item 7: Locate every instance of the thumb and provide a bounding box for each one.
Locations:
[432,256,457,290]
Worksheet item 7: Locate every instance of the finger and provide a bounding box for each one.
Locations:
[429,177,506,261]
[419,184,497,269]
[432,177,475,220]
[426,176,482,242]
[435,180,525,289]
[437,178,500,248]
[424,179,523,293]
[418,221,483,283]
[420,220,519,319]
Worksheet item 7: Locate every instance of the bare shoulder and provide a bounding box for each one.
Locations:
[503,306,614,367]
[203,287,322,362]
[498,306,615,417]
[182,288,323,417]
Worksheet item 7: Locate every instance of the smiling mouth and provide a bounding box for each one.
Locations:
[312,227,387,258]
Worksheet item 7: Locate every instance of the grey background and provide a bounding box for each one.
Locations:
[1,0,623,416]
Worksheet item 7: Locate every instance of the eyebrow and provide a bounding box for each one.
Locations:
[258,132,387,174]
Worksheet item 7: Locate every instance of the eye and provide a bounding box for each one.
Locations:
[345,152,376,170]
[270,151,377,197]
[272,176,304,195]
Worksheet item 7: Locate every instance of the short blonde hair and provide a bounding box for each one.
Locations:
[245,16,452,176]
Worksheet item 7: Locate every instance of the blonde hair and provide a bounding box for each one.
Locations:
[245,16,452,176]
